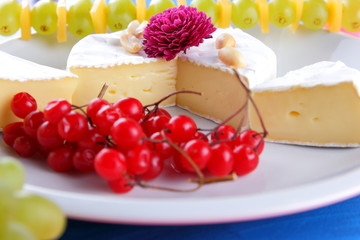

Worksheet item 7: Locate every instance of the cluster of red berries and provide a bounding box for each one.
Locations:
[2,91,264,194]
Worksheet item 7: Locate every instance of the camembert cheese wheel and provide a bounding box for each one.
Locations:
[249,61,360,147]
[0,51,78,129]
[67,27,276,127]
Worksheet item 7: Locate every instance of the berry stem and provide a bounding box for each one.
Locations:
[233,69,268,138]
[189,172,237,184]
[143,90,202,109]
[98,83,109,99]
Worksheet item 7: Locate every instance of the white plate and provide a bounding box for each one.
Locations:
[1,26,360,225]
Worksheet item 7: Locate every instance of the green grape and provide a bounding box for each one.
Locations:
[0,182,16,229]
[31,0,58,35]
[269,0,295,27]
[342,0,360,32]
[232,0,259,29]
[0,0,21,36]
[1,221,36,240]
[68,0,94,38]
[301,0,328,30]
[13,191,66,240]
[190,0,219,24]
[0,157,25,191]
[146,0,176,21]
[106,0,137,32]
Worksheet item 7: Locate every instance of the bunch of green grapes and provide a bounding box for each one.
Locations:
[68,0,95,38]
[107,0,137,31]
[31,0,58,35]
[1,0,360,39]
[342,0,360,32]
[190,0,219,24]
[231,0,259,29]
[269,0,295,27]
[0,157,66,240]
[0,0,21,36]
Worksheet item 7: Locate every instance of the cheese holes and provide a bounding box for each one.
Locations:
[289,111,300,117]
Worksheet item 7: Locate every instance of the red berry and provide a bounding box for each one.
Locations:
[141,151,163,181]
[37,121,63,149]
[87,98,109,124]
[13,135,37,158]
[44,99,72,124]
[95,105,122,135]
[232,144,259,176]
[193,131,209,142]
[23,110,45,138]
[77,126,106,152]
[143,108,171,120]
[113,97,143,122]
[47,146,74,172]
[126,145,151,175]
[167,115,197,143]
[206,143,234,177]
[142,115,170,137]
[234,130,264,154]
[11,92,37,119]
[111,118,144,149]
[177,139,212,172]
[94,148,127,181]
[108,176,134,194]
[211,125,236,142]
[149,132,174,160]
[2,122,25,147]
[72,148,96,173]
[57,111,88,142]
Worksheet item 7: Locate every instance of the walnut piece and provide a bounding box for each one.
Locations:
[218,46,247,68]
[120,33,143,54]
[215,33,236,49]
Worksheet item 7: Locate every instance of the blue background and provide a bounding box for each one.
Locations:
[60,196,360,239]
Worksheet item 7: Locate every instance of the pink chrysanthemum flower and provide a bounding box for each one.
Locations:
[143,6,216,61]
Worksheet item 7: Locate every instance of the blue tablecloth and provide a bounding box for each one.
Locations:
[59,196,360,239]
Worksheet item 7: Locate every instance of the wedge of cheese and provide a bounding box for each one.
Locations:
[67,27,276,128]
[0,51,78,129]
[249,61,360,147]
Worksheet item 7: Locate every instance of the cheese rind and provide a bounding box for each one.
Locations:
[249,61,360,147]
[0,51,77,128]
[67,27,276,118]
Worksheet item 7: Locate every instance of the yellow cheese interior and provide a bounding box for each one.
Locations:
[70,60,177,107]
[176,59,248,128]
[249,82,360,145]
[0,77,77,128]
[70,59,249,128]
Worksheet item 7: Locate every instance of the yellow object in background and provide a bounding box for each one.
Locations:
[256,0,269,33]
[136,0,147,22]
[217,0,232,28]
[57,0,67,42]
[91,0,107,33]
[20,0,31,40]
[328,0,342,32]
[177,0,187,6]
[289,0,304,33]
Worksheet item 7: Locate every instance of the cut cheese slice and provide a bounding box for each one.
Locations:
[0,51,78,129]
[67,27,276,129]
[249,61,360,147]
